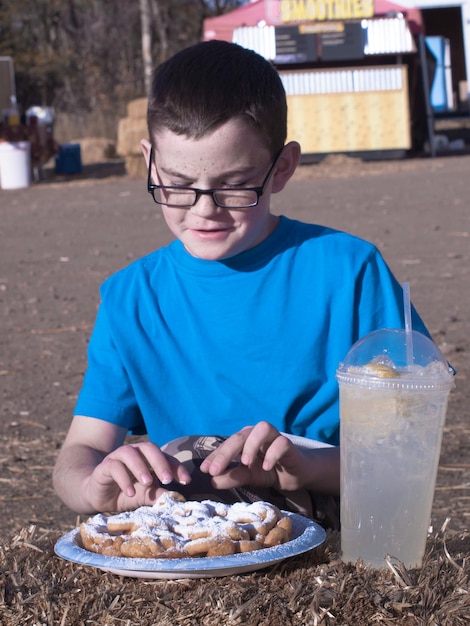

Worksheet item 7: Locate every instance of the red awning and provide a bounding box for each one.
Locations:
[374,0,422,33]
[204,1,267,42]
[203,0,422,42]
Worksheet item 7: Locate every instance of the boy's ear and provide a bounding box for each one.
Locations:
[271,141,301,193]
[141,138,151,166]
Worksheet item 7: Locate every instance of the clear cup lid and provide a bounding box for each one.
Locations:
[336,329,455,390]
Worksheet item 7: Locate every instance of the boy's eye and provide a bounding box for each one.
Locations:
[218,183,245,190]
[169,180,250,190]
[163,174,192,187]
[162,170,256,189]
[216,176,256,189]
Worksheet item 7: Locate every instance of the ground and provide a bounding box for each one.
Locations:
[0,152,469,624]
[1,152,469,538]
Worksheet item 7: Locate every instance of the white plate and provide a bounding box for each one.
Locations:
[54,512,326,579]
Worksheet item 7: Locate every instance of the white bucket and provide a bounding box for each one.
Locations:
[0,141,31,190]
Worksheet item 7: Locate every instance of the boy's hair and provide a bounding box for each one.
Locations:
[147,40,287,156]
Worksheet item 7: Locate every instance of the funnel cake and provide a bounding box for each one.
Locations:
[80,491,293,559]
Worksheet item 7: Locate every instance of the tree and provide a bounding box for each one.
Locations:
[140,0,153,96]
[0,0,245,137]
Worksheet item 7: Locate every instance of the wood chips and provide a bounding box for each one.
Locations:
[1,523,470,625]
[1,426,470,624]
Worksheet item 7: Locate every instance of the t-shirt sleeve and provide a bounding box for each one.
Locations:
[73,299,146,435]
[355,245,430,340]
[304,245,431,445]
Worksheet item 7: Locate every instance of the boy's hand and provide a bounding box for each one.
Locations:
[53,416,194,514]
[199,421,307,492]
[86,441,192,512]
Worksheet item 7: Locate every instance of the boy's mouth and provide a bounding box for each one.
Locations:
[190,226,233,239]
[197,227,227,232]
[195,227,228,233]
[190,223,232,232]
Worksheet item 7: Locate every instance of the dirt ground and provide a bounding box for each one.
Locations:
[1,151,469,544]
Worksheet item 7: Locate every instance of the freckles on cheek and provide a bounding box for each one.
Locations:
[161,209,184,234]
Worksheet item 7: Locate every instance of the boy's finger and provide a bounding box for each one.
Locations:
[168,457,192,485]
[99,457,141,497]
[239,421,280,466]
[136,443,192,486]
[209,464,252,490]
[102,443,172,489]
[105,445,155,483]
[259,435,292,471]
[199,430,251,475]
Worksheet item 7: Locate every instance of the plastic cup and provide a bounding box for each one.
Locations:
[336,329,455,568]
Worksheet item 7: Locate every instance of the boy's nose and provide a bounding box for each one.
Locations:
[189,193,222,217]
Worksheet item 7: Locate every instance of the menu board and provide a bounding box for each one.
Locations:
[275,26,318,64]
[275,22,365,64]
[320,23,365,61]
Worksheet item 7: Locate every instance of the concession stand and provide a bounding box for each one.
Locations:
[204,0,427,158]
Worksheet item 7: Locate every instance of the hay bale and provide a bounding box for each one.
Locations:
[116,116,148,157]
[127,97,148,119]
[117,97,149,178]
[125,154,147,179]
[68,137,117,164]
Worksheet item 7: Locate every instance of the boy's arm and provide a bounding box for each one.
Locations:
[300,446,340,495]
[52,415,191,514]
[52,415,126,513]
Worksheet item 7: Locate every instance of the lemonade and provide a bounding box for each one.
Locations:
[340,377,449,567]
[336,330,454,569]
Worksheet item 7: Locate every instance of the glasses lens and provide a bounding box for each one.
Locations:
[213,190,258,208]
[155,187,197,206]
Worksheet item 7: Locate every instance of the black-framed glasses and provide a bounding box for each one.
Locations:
[147,146,284,209]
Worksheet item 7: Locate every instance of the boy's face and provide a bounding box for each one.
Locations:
[143,119,298,261]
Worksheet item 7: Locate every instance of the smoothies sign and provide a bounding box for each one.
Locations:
[270,0,375,22]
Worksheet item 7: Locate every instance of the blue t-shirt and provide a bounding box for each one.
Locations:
[74,216,428,446]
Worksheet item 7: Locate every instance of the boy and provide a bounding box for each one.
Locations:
[53,40,428,526]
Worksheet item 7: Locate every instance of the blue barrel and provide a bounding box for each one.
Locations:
[55,143,82,174]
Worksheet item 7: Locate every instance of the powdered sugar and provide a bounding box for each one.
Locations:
[80,491,291,558]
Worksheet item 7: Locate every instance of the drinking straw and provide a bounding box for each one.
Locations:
[403,282,414,367]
